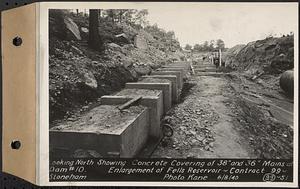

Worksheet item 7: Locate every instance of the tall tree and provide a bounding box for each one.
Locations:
[216,39,225,51]
[134,10,149,27]
[193,44,202,52]
[184,44,192,51]
[89,9,103,51]
[209,40,215,51]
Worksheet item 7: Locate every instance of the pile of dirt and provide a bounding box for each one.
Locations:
[223,35,294,95]
[222,44,245,66]
[49,10,183,123]
[225,35,294,75]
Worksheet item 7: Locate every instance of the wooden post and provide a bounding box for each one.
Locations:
[219,49,222,67]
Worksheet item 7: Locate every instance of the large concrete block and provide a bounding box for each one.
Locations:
[194,68,217,72]
[193,65,216,69]
[142,75,179,103]
[163,62,191,70]
[115,89,164,119]
[50,105,149,158]
[125,82,172,113]
[151,71,183,89]
[157,67,186,78]
[100,89,164,138]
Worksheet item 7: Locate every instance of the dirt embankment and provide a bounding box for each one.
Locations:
[223,35,294,96]
[219,36,294,159]
[49,10,184,123]
[225,35,294,74]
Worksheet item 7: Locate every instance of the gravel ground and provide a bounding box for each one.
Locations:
[152,67,293,159]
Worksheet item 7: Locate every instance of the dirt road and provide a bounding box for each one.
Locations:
[152,62,293,159]
[152,74,255,158]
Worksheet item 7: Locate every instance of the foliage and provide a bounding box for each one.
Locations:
[184,44,192,51]
[144,24,181,52]
[102,9,149,28]
[216,39,225,51]
[192,39,226,52]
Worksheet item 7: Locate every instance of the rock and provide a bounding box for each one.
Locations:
[83,72,97,89]
[108,43,122,51]
[204,145,210,151]
[179,126,186,130]
[115,33,130,44]
[134,33,148,50]
[191,139,198,144]
[134,65,151,76]
[64,17,81,40]
[81,27,89,33]
[87,150,102,158]
[71,45,83,55]
[123,59,134,68]
[196,136,205,141]
[190,130,196,135]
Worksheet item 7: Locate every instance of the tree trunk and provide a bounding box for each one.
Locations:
[88,9,103,51]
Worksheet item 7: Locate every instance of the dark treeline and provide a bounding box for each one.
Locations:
[185,39,226,52]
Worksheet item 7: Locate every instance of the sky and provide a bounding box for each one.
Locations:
[145,3,298,48]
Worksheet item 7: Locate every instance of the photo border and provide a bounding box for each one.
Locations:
[39,2,299,187]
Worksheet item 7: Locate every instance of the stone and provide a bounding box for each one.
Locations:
[83,72,97,89]
[115,33,130,44]
[81,27,89,33]
[64,17,81,40]
[134,33,148,50]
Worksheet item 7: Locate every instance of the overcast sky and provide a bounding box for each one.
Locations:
[145,3,298,48]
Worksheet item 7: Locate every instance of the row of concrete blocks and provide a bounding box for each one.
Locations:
[50,62,191,158]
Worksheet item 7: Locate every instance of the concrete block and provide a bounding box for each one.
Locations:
[193,65,216,69]
[50,105,149,158]
[100,89,164,138]
[157,67,186,78]
[115,89,164,119]
[163,63,191,70]
[142,75,179,103]
[125,82,172,113]
[151,71,183,89]
[194,68,217,72]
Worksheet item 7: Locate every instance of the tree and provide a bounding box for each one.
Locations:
[193,44,202,52]
[203,41,209,50]
[184,44,192,51]
[166,31,175,39]
[89,9,103,51]
[216,39,225,50]
[209,40,215,51]
[133,9,149,27]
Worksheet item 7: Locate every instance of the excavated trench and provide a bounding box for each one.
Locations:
[50,58,293,159]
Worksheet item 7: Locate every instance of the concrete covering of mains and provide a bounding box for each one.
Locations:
[50,62,188,158]
[50,105,149,158]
